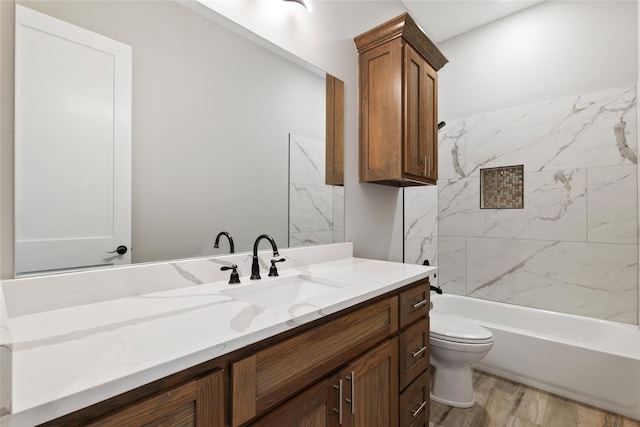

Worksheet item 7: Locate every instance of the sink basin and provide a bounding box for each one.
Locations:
[220,274,350,308]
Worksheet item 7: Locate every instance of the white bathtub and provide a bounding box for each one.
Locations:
[431,294,640,420]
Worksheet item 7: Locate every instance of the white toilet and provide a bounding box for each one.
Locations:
[430,312,494,408]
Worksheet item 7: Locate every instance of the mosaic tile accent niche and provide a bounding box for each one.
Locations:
[480,165,524,209]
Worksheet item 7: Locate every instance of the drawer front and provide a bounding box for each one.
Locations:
[399,279,429,328]
[399,370,429,427]
[399,317,429,390]
[232,296,399,426]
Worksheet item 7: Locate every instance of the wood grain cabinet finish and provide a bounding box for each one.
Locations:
[326,74,345,186]
[399,370,430,427]
[399,278,429,328]
[355,13,447,187]
[399,318,429,390]
[249,377,337,427]
[396,279,430,426]
[232,297,398,426]
[340,338,399,427]
[86,370,224,427]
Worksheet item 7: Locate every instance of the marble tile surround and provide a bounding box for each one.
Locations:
[289,134,344,247]
[404,185,438,286]
[405,86,639,324]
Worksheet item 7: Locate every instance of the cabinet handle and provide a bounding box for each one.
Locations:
[332,379,343,424]
[412,299,427,309]
[411,346,427,358]
[428,156,432,175]
[423,155,427,176]
[345,371,355,414]
[411,400,427,417]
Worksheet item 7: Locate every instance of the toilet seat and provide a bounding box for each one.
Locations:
[431,313,494,344]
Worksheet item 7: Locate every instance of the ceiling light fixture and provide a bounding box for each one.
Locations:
[284,0,312,12]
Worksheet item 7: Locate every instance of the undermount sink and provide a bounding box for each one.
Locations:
[220,274,350,308]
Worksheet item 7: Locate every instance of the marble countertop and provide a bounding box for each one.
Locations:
[1,255,435,426]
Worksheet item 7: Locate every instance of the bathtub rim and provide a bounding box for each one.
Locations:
[430,293,640,360]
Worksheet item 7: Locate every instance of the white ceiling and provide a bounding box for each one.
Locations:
[400,0,547,42]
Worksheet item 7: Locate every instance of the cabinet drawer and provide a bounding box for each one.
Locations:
[232,296,398,426]
[399,280,429,328]
[399,317,429,390]
[399,370,429,427]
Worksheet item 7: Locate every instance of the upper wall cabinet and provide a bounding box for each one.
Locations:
[355,13,447,186]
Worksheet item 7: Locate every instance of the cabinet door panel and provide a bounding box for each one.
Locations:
[404,45,424,178]
[87,381,197,427]
[359,39,403,182]
[344,338,399,427]
[424,62,438,181]
[403,44,438,183]
[250,377,336,427]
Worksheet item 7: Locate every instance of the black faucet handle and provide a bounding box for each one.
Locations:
[221,264,241,284]
[268,258,286,277]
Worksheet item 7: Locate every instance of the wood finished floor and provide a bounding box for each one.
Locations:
[429,370,640,427]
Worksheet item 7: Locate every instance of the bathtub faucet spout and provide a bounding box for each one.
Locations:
[422,260,442,294]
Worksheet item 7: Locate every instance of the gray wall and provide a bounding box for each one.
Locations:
[438,1,638,120]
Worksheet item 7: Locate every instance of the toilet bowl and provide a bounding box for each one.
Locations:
[430,313,494,408]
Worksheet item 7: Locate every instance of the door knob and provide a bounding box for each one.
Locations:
[107,245,128,255]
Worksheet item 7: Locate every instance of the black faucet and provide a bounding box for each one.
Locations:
[214,231,235,254]
[251,234,279,280]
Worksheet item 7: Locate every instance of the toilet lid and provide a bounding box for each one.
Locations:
[431,313,494,344]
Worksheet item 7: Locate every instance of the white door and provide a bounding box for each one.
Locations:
[15,5,132,275]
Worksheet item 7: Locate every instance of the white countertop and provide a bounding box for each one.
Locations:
[1,255,435,426]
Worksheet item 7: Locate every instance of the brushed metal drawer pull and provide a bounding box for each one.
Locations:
[411,400,427,417]
[412,299,427,309]
[345,371,355,414]
[332,379,343,424]
[411,346,427,358]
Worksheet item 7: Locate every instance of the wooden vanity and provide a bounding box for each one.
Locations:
[41,277,431,427]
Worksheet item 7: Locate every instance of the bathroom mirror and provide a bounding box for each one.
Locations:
[13,0,344,275]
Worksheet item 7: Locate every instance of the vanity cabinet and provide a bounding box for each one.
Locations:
[231,296,398,426]
[238,278,430,427]
[40,277,431,427]
[354,13,447,187]
[251,339,398,427]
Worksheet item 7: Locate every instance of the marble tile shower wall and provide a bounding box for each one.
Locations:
[405,86,639,324]
[289,134,344,247]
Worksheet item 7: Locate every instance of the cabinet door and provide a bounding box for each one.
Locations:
[250,376,339,427]
[342,338,399,427]
[403,43,438,183]
[359,38,403,182]
[87,370,224,427]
